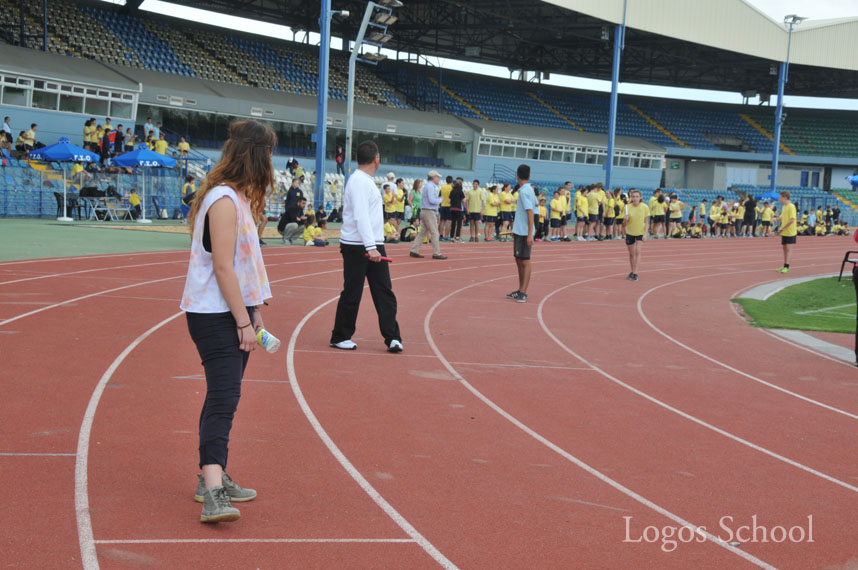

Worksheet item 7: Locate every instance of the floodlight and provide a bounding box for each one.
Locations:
[368,31,393,44]
[378,0,404,8]
[374,13,398,25]
[360,52,388,62]
[339,10,350,17]
[784,14,807,25]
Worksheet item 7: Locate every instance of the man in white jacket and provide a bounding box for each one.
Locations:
[330,140,403,353]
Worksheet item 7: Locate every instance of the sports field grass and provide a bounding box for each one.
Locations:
[734,276,857,334]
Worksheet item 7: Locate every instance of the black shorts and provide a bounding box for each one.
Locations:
[563,215,571,226]
[604,218,615,226]
[468,213,481,222]
[719,223,728,230]
[384,211,394,220]
[762,221,771,227]
[577,215,587,223]
[483,215,496,223]
[395,211,404,220]
[626,234,643,245]
[670,217,681,225]
[550,219,561,228]
[513,234,532,260]
[781,235,796,245]
[653,215,666,224]
[439,206,451,221]
[501,211,513,222]
[708,217,715,226]
[588,214,599,223]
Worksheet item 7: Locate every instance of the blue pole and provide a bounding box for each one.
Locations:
[769,61,787,193]
[604,24,623,189]
[313,0,332,209]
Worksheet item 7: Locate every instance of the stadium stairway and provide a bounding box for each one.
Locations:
[626,104,691,149]
[428,77,490,120]
[738,113,794,155]
[527,93,584,131]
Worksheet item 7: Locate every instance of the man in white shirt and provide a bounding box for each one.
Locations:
[330,140,403,353]
[144,118,155,139]
[2,116,12,143]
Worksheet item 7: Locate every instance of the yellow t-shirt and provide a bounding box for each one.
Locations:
[177,141,190,155]
[737,206,745,219]
[709,204,720,220]
[650,201,666,216]
[615,198,626,219]
[485,193,500,216]
[499,191,514,212]
[154,139,169,155]
[466,188,483,213]
[383,221,397,237]
[576,194,588,217]
[128,193,141,207]
[587,191,601,215]
[625,203,650,236]
[780,203,797,237]
[71,163,84,175]
[669,200,682,219]
[103,124,114,132]
[565,193,572,215]
[303,224,318,243]
[84,126,95,143]
[440,184,452,207]
[761,208,773,222]
[605,197,616,219]
[394,188,405,213]
[649,196,658,211]
[383,191,396,213]
[538,204,547,223]
[550,198,563,219]
[815,224,825,235]
[691,226,702,236]
[183,182,196,196]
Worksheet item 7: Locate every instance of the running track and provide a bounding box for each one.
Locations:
[1,236,856,569]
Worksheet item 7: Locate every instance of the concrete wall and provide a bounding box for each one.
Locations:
[0,105,136,148]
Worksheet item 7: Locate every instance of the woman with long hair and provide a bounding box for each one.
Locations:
[180,120,276,523]
[448,181,465,242]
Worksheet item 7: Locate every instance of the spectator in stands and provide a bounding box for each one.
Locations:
[178,137,190,156]
[336,146,345,176]
[154,133,169,155]
[124,128,136,153]
[22,124,38,152]
[100,127,112,163]
[13,131,25,155]
[144,117,155,139]
[2,116,12,144]
[409,170,446,259]
[154,122,162,140]
[285,177,305,209]
[278,196,308,244]
[103,117,114,132]
[112,124,124,156]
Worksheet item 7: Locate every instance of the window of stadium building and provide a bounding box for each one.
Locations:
[351,130,472,170]
[0,73,135,119]
[478,137,661,170]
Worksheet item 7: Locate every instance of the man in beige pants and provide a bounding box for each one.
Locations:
[409,170,447,259]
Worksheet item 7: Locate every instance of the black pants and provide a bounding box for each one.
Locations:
[331,244,401,347]
[449,210,463,238]
[187,309,253,469]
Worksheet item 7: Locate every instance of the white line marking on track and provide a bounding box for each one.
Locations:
[636,270,858,421]
[0,260,185,286]
[93,538,417,544]
[76,311,185,570]
[425,269,778,570]
[0,452,76,456]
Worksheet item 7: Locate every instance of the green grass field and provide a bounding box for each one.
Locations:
[734,277,857,334]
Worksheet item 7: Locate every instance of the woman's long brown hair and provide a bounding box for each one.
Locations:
[188,120,277,234]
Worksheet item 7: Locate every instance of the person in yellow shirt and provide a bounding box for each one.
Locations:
[382,182,396,223]
[648,188,661,215]
[561,181,573,241]
[623,188,650,281]
[814,223,826,236]
[650,194,667,238]
[393,178,406,231]
[499,182,515,240]
[303,214,329,246]
[668,192,683,237]
[127,188,142,219]
[383,218,399,243]
[484,185,500,242]
[760,202,774,237]
[549,189,564,241]
[535,195,548,241]
[178,137,190,156]
[691,222,703,238]
[603,188,617,240]
[575,186,589,240]
[777,191,797,273]
[709,198,722,237]
[465,179,484,242]
[154,133,168,155]
[613,189,626,238]
[586,183,604,241]
[439,176,453,240]
[103,118,114,132]
[83,119,96,152]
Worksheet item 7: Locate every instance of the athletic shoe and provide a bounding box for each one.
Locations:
[195,472,256,503]
[432,254,448,260]
[200,486,240,523]
[626,273,635,280]
[630,274,639,282]
[387,340,403,353]
[506,290,520,299]
[534,238,542,242]
[550,237,559,242]
[515,292,528,303]
[259,239,266,246]
[409,252,425,258]
[330,339,358,350]
[777,267,790,274]
[485,237,494,242]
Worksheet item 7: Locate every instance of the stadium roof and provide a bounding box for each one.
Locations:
[151,0,858,99]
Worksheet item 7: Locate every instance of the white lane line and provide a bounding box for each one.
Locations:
[425,270,778,570]
[795,303,855,315]
[94,538,416,544]
[636,270,858,421]
[0,260,185,286]
[75,312,185,570]
[0,275,184,327]
[0,452,76,457]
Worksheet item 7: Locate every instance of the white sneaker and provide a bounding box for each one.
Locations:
[387,340,403,353]
[330,339,357,350]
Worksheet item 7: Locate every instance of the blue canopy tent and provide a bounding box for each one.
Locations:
[756,190,781,202]
[113,145,177,223]
[28,138,99,221]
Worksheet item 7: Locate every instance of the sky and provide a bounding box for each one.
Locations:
[98,0,858,111]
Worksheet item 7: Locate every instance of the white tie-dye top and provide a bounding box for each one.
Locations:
[180,185,271,313]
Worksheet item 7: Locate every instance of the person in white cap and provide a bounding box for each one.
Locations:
[409,170,446,259]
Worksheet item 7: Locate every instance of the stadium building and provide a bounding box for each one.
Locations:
[0,0,857,223]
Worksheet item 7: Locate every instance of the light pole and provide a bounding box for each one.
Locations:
[313,4,349,208]
[344,0,402,182]
[604,0,627,190]
[769,14,806,194]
